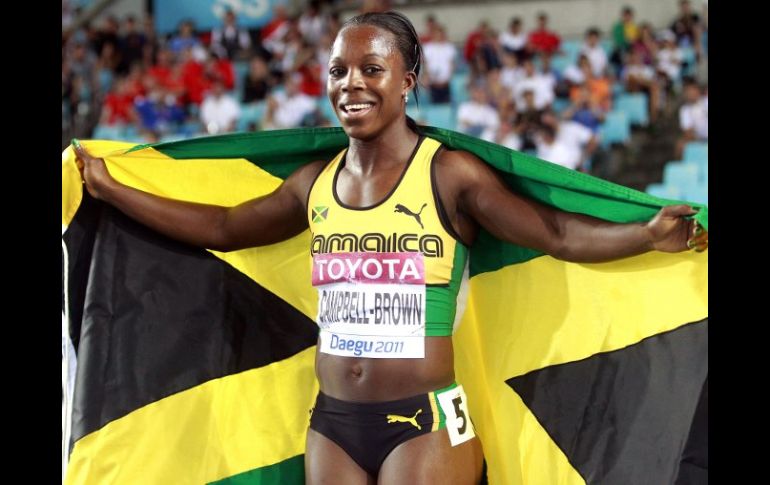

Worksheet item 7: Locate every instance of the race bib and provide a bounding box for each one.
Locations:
[312,252,426,358]
[437,385,475,446]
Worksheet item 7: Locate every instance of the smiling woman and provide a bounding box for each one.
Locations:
[72,10,707,485]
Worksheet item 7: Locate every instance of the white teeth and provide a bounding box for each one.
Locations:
[344,103,373,111]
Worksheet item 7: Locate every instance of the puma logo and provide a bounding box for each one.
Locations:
[394,203,427,229]
[387,409,423,430]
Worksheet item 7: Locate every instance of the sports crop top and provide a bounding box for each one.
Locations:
[307,136,467,358]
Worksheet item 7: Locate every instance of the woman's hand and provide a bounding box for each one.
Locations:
[646,205,708,253]
[72,139,116,201]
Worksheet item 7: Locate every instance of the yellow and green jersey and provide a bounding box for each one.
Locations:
[307,136,467,358]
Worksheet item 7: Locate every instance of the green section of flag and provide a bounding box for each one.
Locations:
[207,455,305,485]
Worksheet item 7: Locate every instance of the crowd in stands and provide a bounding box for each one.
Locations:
[62,0,707,183]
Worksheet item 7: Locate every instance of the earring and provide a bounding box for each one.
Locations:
[404,93,409,104]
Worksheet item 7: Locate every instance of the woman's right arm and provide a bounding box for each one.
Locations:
[73,141,323,252]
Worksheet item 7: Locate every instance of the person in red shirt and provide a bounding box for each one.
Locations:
[527,12,561,57]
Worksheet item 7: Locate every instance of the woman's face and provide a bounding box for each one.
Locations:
[327,24,415,140]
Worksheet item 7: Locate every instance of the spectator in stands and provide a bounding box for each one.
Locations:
[675,77,707,158]
[117,15,146,75]
[211,9,252,61]
[100,77,138,126]
[610,6,639,74]
[423,24,457,104]
[670,0,702,53]
[262,4,290,57]
[527,12,561,57]
[262,73,318,129]
[200,77,241,134]
[569,55,612,113]
[243,56,273,104]
[563,54,589,90]
[141,14,160,68]
[580,27,608,77]
[457,84,500,139]
[656,29,683,86]
[473,26,502,75]
[492,121,524,151]
[169,20,205,61]
[463,20,490,70]
[499,51,524,95]
[561,84,604,133]
[499,17,528,62]
[513,57,554,111]
[94,15,121,66]
[621,49,661,123]
[515,89,543,150]
[299,0,326,45]
[419,14,439,43]
[178,47,210,106]
[147,48,175,89]
[631,23,658,67]
[536,110,597,172]
[295,45,325,97]
[205,49,236,91]
[134,77,186,135]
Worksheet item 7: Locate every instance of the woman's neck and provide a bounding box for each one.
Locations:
[346,122,419,176]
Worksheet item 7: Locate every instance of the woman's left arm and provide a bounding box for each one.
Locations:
[444,150,708,263]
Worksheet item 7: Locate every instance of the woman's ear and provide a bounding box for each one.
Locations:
[403,70,417,94]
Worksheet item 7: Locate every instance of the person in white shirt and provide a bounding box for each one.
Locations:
[536,111,597,171]
[580,27,608,77]
[656,30,684,83]
[298,0,326,45]
[676,78,708,158]
[422,25,457,104]
[499,17,527,61]
[513,58,554,110]
[263,74,318,129]
[457,85,500,138]
[200,78,241,134]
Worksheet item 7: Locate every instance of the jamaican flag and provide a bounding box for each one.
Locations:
[62,127,707,484]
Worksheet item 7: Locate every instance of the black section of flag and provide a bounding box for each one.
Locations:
[507,319,708,484]
[67,197,319,442]
[63,193,103,352]
[675,374,708,485]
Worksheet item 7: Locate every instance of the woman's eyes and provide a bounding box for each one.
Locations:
[328,66,383,77]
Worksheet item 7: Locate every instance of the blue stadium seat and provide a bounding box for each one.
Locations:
[92,124,125,140]
[615,93,649,126]
[646,183,682,200]
[237,101,267,132]
[560,39,583,63]
[598,111,630,147]
[551,97,571,115]
[664,161,699,188]
[319,99,341,127]
[406,106,424,125]
[611,83,626,99]
[683,142,708,162]
[422,104,455,130]
[680,46,697,76]
[549,54,571,75]
[233,61,250,101]
[450,74,470,105]
[683,159,708,185]
[683,184,708,205]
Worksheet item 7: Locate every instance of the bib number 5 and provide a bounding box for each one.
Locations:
[438,385,475,446]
